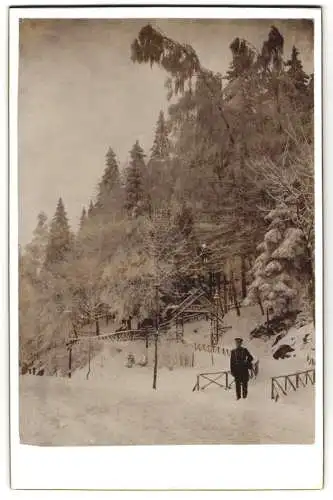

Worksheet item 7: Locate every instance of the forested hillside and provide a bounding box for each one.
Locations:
[19,24,314,373]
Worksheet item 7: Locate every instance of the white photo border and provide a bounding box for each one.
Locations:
[9,4,323,491]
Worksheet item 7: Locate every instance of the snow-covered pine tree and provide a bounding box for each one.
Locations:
[24,211,49,278]
[87,200,95,218]
[172,202,198,292]
[174,201,195,244]
[125,140,147,217]
[44,197,73,268]
[246,203,309,318]
[147,110,175,213]
[226,37,255,81]
[95,147,121,215]
[307,73,314,101]
[150,110,170,161]
[285,45,309,94]
[73,206,89,259]
[79,206,87,231]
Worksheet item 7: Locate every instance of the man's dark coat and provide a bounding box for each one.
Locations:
[230,346,254,381]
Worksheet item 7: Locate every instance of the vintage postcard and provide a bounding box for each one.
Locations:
[9,4,323,490]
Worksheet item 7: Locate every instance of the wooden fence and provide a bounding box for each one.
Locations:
[271,369,315,401]
[192,370,234,392]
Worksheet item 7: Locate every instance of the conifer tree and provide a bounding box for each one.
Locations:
[259,25,284,73]
[308,73,314,98]
[175,201,194,240]
[87,200,94,218]
[125,140,146,216]
[285,45,309,93]
[73,206,88,260]
[95,147,120,214]
[172,202,199,291]
[79,206,87,231]
[44,197,73,268]
[226,37,255,81]
[24,211,49,276]
[35,211,48,234]
[147,111,174,211]
[150,111,170,161]
[246,203,309,318]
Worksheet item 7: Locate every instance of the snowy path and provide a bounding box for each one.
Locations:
[20,311,315,446]
[20,365,314,446]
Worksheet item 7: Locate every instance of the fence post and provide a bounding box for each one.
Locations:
[296,373,299,389]
[241,256,247,299]
[225,371,229,389]
[271,378,275,400]
[68,344,72,379]
[86,340,91,380]
[223,273,228,313]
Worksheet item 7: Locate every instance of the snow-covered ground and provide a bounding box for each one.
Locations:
[19,367,314,446]
[19,307,315,446]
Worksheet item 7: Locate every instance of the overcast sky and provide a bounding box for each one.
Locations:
[18,18,314,245]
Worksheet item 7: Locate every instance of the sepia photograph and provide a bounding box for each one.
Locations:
[12,5,321,466]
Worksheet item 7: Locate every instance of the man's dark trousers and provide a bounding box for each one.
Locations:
[235,375,248,399]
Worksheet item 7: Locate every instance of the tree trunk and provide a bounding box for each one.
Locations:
[308,276,315,326]
[248,255,255,270]
[208,271,213,298]
[223,273,228,313]
[241,256,247,299]
[231,271,241,316]
[273,68,283,133]
[95,319,100,336]
[152,333,158,390]
[153,285,159,390]
[68,346,72,379]
[306,249,315,326]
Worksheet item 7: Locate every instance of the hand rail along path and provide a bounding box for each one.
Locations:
[271,368,315,401]
[192,370,234,392]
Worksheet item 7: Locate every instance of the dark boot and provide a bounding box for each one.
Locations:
[235,379,241,400]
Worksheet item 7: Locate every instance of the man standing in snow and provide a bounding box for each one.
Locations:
[230,338,254,400]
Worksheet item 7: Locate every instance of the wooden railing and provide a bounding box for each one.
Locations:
[192,370,234,392]
[271,369,315,401]
[25,366,45,376]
